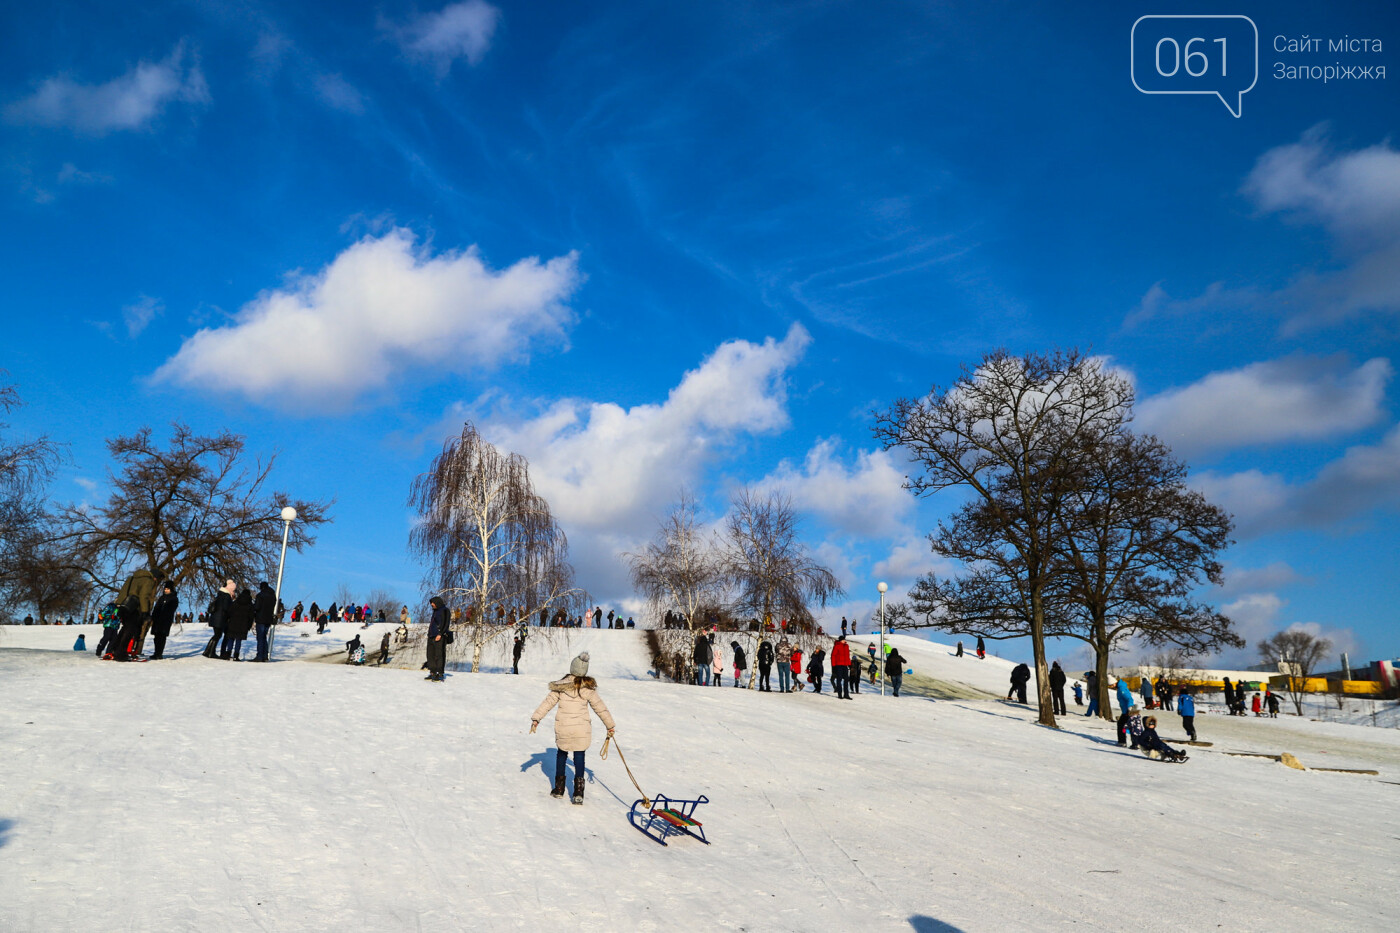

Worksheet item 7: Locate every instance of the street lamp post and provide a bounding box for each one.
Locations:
[269,506,297,659]
[877,581,888,697]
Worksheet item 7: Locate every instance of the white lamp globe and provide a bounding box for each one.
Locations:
[877,581,888,593]
[281,506,298,522]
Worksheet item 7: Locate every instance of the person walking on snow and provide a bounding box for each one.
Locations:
[512,634,525,675]
[789,647,804,692]
[1266,690,1280,718]
[424,596,449,681]
[808,646,826,694]
[1084,670,1100,717]
[848,653,862,694]
[830,635,852,700]
[1008,663,1031,704]
[886,647,907,697]
[204,580,235,658]
[775,638,792,692]
[1116,678,1137,746]
[975,636,985,659]
[712,643,724,687]
[531,653,615,804]
[226,588,254,661]
[1072,680,1083,706]
[1178,688,1198,741]
[149,581,179,660]
[693,632,713,686]
[731,641,747,687]
[253,581,276,662]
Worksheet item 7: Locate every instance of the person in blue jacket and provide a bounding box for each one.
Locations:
[1178,689,1197,742]
[73,633,86,651]
[1115,677,1136,746]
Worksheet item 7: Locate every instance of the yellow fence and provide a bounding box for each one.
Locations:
[1126,676,1383,695]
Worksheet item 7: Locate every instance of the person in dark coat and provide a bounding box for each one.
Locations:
[885,648,907,697]
[149,581,179,660]
[848,653,862,694]
[425,596,449,682]
[756,639,774,691]
[1009,663,1031,704]
[1139,715,1187,761]
[807,647,826,694]
[693,632,713,686]
[252,581,276,662]
[1084,670,1100,716]
[204,581,235,658]
[1049,660,1067,715]
[975,636,985,659]
[512,633,525,675]
[1222,677,1235,715]
[226,589,255,660]
[730,641,747,688]
[955,641,964,657]
[112,569,158,661]
[378,631,391,665]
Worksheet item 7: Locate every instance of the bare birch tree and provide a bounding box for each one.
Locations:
[627,491,728,630]
[1258,629,1332,715]
[408,422,584,673]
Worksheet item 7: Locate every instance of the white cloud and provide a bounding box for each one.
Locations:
[1128,128,1400,334]
[1218,562,1303,599]
[1194,424,1400,536]
[393,1,502,76]
[1137,355,1391,457]
[486,324,811,534]
[153,228,581,411]
[312,73,364,114]
[752,438,913,536]
[5,43,209,135]
[122,295,163,339]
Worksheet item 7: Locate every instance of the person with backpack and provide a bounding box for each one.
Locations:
[756,639,774,691]
[830,635,852,700]
[731,640,747,688]
[112,569,158,661]
[530,652,615,805]
[885,647,907,697]
[1008,663,1031,704]
[95,604,122,657]
[149,581,179,660]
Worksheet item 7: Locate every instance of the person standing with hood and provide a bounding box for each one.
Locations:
[886,647,908,697]
[848,653,862,694]
[204,580,235,658]
[1049,661,1067,715]
[789,645,804,692]
[252,581,276,662]
[1008,663,1031,704]
[226,588,255,661]
[531,653,616,804]
[425,596,449,682]
[512,632,525,674]
[756,639,774,692]
[775,638,793,693]
[1084,670,1100,717]
[807,645,826,694]
[149,581,179,660]
[976,636,986,659]
[730,640,748,687]
[830,635,852,700]
[693,631,713,686]
[1116,677,1137,745]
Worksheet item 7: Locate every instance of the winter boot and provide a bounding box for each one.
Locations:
[551,773,567,798]
[571,776,585,805]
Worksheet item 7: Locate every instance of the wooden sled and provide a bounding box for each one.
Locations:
[629,794,711,847]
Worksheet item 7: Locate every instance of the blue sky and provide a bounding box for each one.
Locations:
[3,0,1397,668]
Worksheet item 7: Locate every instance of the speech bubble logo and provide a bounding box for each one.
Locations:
[1131,15,1258,117]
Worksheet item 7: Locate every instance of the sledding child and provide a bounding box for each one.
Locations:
[530,653,615,804]
[1139,715,1188,761]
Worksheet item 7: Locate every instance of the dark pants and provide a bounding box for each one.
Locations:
[1052,687,1066,715]
[219,630,238,658]
[850,669,860,694]
[512,653,522,674]
[1181,715,1196,740]
[758,664,771,691]
[890,672,902,697]
[230,636,245,660]
[255,623,271,661]
[832,665,849,698]
[1162,696,1173,711]
[96,628,118,656]
[151,625,170,660]
[204,631,223,657]
[555,748,585,782]
[1117,710,1135,746]
[810,669,823,693]
[426,636,446,677]
[1011,682,1028,704]
[112,619,141,661]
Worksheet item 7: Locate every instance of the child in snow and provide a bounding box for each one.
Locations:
[1072,681,1083,705]
[1125,708,1144,750]
[1251,693,1262,716]
[1178,689,1198,741]
[530,653,615,804]
[1139,716,1187,761]
[790,647,804,692]
[712,645,724,687]
[1265,691,1280,718]
[73,633,86,651]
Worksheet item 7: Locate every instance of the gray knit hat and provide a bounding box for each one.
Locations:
[569,652,590,677]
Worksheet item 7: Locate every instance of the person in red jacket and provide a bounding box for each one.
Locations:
[789,647,804,692]
[830,635,852,700]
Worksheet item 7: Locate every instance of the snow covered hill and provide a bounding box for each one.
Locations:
[1,628,1398,932]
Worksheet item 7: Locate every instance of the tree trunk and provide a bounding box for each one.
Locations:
[1093,614,1114,720]
[1030,588,1057,728]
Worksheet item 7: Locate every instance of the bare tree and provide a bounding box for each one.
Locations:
[721,487,843,686]
[875,349,1131,728]
[1258,628,1332,715]
[1054,432,1241,719]
[55,424,330,598]
[408,422,584,672]
[627,490,728,637]
[3,529,86,623]
[0,378,62,617]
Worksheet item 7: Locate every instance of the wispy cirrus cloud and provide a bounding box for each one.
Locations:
[388,1,503,77]
[5,42,209,135]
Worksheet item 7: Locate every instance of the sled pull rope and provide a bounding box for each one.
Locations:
[601,736,650,807]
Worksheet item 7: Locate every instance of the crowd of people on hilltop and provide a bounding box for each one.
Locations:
[676,626,909,698]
